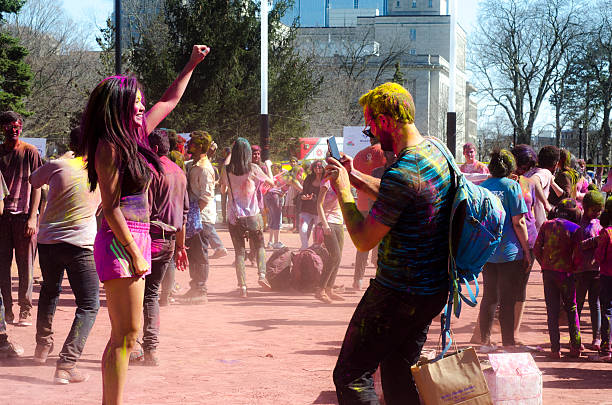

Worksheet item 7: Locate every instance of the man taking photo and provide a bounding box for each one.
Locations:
[325,83,453,404]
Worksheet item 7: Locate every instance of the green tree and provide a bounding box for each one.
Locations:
[0,0,31,114]
[111,0,320,158]
[392,62,405,86]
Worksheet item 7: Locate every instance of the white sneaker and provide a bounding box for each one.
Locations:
[210,248,228,259]
[272,242,286,249]
[478,344,497,354]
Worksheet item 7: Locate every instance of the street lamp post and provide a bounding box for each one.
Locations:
[260,0,270,161]
[578,125,583,159]
[115,0,121,75]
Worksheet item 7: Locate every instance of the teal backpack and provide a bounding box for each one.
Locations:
[428,138,506,359]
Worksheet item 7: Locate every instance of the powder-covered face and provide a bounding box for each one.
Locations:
[584,205,603,221]
[3,120,22,141]
[463,147,476,164]
[133,89,145,128]
[365,108,394,152]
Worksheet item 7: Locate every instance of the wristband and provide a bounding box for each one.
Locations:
[122,239,135,248]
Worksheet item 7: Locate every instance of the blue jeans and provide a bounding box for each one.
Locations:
[542,270,581,352]
[36,243,100,367]
[186,229,209,293]
[333,279,448,405]
[265,192,282,230]
[600,275,612,355]
[299,212,317,249]
[201,222,223,250]
[143,238,175,351]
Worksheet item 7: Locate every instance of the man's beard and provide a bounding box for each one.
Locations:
[379,131,394,152]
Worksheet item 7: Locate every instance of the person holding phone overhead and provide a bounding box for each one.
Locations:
[80,45,209,405]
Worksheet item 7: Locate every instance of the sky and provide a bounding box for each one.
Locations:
[62,0,483,47]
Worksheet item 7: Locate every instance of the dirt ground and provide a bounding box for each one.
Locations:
[1,226,611,404]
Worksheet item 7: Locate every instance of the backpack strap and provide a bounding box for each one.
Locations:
[427,138,481,360]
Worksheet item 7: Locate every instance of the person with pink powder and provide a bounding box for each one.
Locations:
[80,45,210,404]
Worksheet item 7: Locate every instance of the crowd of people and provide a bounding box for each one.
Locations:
[0,48,611,405]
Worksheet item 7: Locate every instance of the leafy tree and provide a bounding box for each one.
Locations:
[0,0,25,17]
[5,0,102,138]
[0,0,31,115]
[109,0,320,158]
[392,62,405,86]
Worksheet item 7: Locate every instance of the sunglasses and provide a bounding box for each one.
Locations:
[4,124,22,130]
[362,127,375,139]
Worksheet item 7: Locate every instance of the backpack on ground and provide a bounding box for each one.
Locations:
[265,246,293,291]
[291,248,324,292]
[429,137,506,359]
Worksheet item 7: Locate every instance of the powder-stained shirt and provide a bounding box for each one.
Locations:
[518,176,537,249]
[595,227,612,277]
[0,171,8,201]
[0,140,43,214]
[149,155,189,232]
[320,180,343,225]
[223,163,269,224]
[30,157,100,250]
[481,177,528,263]
[460,161,489,175]
[573,218,603,273]
[370,139,452,295]
[534,218,581,273]
[526,167,554,231]
[187,156,216,224]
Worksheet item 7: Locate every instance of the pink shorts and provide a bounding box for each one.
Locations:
[94,219,151,282]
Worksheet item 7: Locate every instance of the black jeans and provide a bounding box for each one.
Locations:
[143,238,175,352]
[36,243,100,367]
[321,223,344,289]
[542,270,581,352]
[334,279,448,405]
[479,261,523,346]
[575,271,601,340]
[186,230,209,293]
[600,275,612,355]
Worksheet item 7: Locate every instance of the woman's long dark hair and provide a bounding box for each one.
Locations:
[227,137,252,176]
[81,75,162,191]
[303,159,324,185]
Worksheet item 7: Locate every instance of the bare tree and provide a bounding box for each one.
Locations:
[298,27,413,135]
[470,0,582,145]
[4,0,102,143]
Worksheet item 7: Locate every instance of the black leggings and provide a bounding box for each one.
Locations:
[479,260,523,346]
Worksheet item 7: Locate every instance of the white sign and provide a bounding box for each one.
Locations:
[342,126,370,158]
[21,137,47,158]
[303,137,343,161]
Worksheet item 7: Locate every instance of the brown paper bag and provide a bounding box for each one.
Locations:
[411,347,492,405]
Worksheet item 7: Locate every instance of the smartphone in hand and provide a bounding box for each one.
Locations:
[327,137,341,161]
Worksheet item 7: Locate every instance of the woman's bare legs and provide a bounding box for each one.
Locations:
[101,277,145,405]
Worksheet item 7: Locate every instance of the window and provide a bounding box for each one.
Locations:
[428,0,433,7]
[409,29,416,41]
[410,49,416,55]
[396,1,400,7]
[412,0,417,7]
